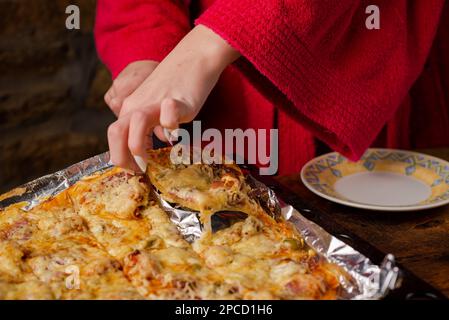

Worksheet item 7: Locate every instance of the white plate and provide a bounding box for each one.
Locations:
[300,148,449,211]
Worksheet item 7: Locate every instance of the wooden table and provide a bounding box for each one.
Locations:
[275,148,449,298]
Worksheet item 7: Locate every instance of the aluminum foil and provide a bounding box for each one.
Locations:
[0,152,401,299]
[0,152,112,211]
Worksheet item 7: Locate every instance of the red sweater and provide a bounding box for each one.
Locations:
[95,0,449,175]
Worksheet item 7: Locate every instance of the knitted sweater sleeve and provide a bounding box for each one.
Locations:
[95,0,191,78]
[196,0,444,160]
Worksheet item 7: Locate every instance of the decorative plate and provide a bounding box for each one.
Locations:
[300,148,449,211]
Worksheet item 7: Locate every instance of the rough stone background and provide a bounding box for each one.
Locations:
[0,0,115,193]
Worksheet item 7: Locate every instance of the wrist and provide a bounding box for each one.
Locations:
[186,25,241,72]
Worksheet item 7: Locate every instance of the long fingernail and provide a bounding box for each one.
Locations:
[163,128,178,146]
[133,155,147,172]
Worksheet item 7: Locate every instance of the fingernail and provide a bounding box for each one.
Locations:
[171,129,179,139]
[163,128,173,145]
[133,155,147,172]
[163,128,179,146]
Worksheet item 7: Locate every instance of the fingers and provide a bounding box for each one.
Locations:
[128,110,154,160]
[159,98,191,129]
[104,86,115,107]
[104,61,158,117]
[104,78,140,117]
[108,98,192,171]
[153,125,168,142]
[104,88,113,106]
[109,97,194,170]
[107,115,141,172]
[104,86,121,116]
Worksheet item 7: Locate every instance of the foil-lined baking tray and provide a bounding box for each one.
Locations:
[0,152,402,299]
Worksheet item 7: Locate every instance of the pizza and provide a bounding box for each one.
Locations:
[146,148,264,231]
[0,192,142,299]
[69,168,154,261]
[0,147,345,300]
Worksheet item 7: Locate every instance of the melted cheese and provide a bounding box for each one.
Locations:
[123,205,221,300]
[0,241,28,281]
[193,214,339,299]
[77,211,152,260]
[147,148,250,215]
[0,153,343,300]
[27,236,142,300]
[71,170,154,261]
[0,279,54,300]
[72,168,149,219]
[0,239,55,300]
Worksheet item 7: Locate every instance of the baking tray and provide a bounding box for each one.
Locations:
[248,165,447,300]
[1,152,434,299]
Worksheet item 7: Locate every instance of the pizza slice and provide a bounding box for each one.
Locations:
[0,196,80,299]
[0,189,89,246]
[193,214,342,300]
[69,168,155,261]
[70,168,251,300]
[146,147,343,299]
[0,190,142,300]
[146,147,263,232]
[0,277,54,300]
[58,166,234,299]
[0,241,54,300]
[123,203,250,300]
[26,234,142,300]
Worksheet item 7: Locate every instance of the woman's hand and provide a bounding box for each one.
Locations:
[104,60,159,116]
[107,25,240,172]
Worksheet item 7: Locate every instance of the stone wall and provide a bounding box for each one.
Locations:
[0,0,114,192]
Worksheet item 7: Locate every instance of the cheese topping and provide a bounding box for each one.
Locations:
[0,148,344,300]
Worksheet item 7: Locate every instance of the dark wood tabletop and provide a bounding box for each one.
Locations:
[275,148,449,298]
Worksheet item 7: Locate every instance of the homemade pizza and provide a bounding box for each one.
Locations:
[0,147,344,299]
